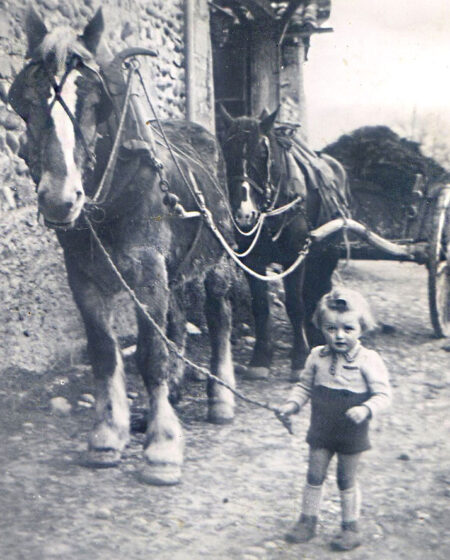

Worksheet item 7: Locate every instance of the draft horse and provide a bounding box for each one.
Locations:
[9,8,236,485]
[219,106,350,381]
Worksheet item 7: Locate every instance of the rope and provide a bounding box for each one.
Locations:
[265,195,302,217]
[230,213,265,237]
[85,217,293,434]
[135,68,200,206]
[232,215,266,258]
[200,202,313,281]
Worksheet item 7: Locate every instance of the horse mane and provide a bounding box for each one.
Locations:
[35,28,94,73]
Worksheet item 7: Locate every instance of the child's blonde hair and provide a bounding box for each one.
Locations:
[313,287,377,333]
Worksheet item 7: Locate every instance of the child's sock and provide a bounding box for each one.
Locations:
[330,484,362,550]
[285,483,323,543]
[302,482,323,517]
[340,483,361,526]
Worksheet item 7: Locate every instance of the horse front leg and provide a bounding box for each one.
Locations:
[134,251,184,486]
[166,289,187,405]
[283,265,310,381]
[66,266,130,468]
[204,261,235,424]
[246,272,273,379]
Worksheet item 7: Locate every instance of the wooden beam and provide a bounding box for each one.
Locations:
[310,218,422,261]
[276,0,304,44]
[239,0,275,19]
[217,0,275,21]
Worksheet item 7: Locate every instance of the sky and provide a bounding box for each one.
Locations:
[304,0,450,149]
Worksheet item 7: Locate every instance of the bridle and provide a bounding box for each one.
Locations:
[43,56,111,170]
[224,129,274,211]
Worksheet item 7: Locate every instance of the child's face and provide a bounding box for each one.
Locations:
[321,310,362,354]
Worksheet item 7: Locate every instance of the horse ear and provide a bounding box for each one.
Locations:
[81,8,104,54]
[259,108,269,119]
[260,106,280,135]
[25,6,48,58]
[218,103,234,128]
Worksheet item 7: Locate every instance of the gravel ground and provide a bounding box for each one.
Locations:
[0,259,449,560]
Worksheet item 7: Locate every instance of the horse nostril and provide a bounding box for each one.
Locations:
[76,190,83,200]
[64,201,74,211]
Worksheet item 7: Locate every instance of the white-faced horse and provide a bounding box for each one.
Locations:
[9,8,236,485]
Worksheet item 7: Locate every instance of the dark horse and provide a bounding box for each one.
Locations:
[9,8,236,485]
[219,106,350,381]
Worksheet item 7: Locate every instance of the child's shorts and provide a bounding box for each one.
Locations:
[306,385,371,454]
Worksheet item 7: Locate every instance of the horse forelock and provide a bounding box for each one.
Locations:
[233,117,259,137]
[36,28,94,74]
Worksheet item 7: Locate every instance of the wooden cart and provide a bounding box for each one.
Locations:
[311,177,450,337]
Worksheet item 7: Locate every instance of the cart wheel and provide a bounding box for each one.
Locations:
[428,187,450,337]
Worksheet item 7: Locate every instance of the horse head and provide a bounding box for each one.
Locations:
[8,7,112,229]
[219,105,279,230]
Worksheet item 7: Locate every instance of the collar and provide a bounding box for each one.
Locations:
[319,341,362,363]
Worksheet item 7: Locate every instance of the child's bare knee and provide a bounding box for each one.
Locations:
[337,475,355,491]
[307,471,326,486]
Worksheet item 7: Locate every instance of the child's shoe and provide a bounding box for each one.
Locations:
[285,514,317,543]
[330,521,361,551]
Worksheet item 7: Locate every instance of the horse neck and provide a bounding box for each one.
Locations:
[267,132,291,199]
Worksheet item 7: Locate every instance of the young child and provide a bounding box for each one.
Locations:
[276,287,391,551]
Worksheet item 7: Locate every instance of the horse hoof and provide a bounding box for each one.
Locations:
[243,366,270,380]
[80,448,122,468]
[290,369,302,382]
[138,463,182,486]
[208,402,234,424]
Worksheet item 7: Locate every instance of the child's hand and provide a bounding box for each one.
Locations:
[276,402,300,417]
[346,405,370,424]
[274,402,298,435]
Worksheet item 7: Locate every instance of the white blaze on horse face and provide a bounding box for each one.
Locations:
[38,68,85,225]
[50,70,84,195]
[236,181,258,227]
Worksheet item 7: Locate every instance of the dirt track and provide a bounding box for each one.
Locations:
[1,260,449,560]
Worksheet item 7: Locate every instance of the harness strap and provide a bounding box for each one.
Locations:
[92,63,135,203]
[229,175,266,196]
